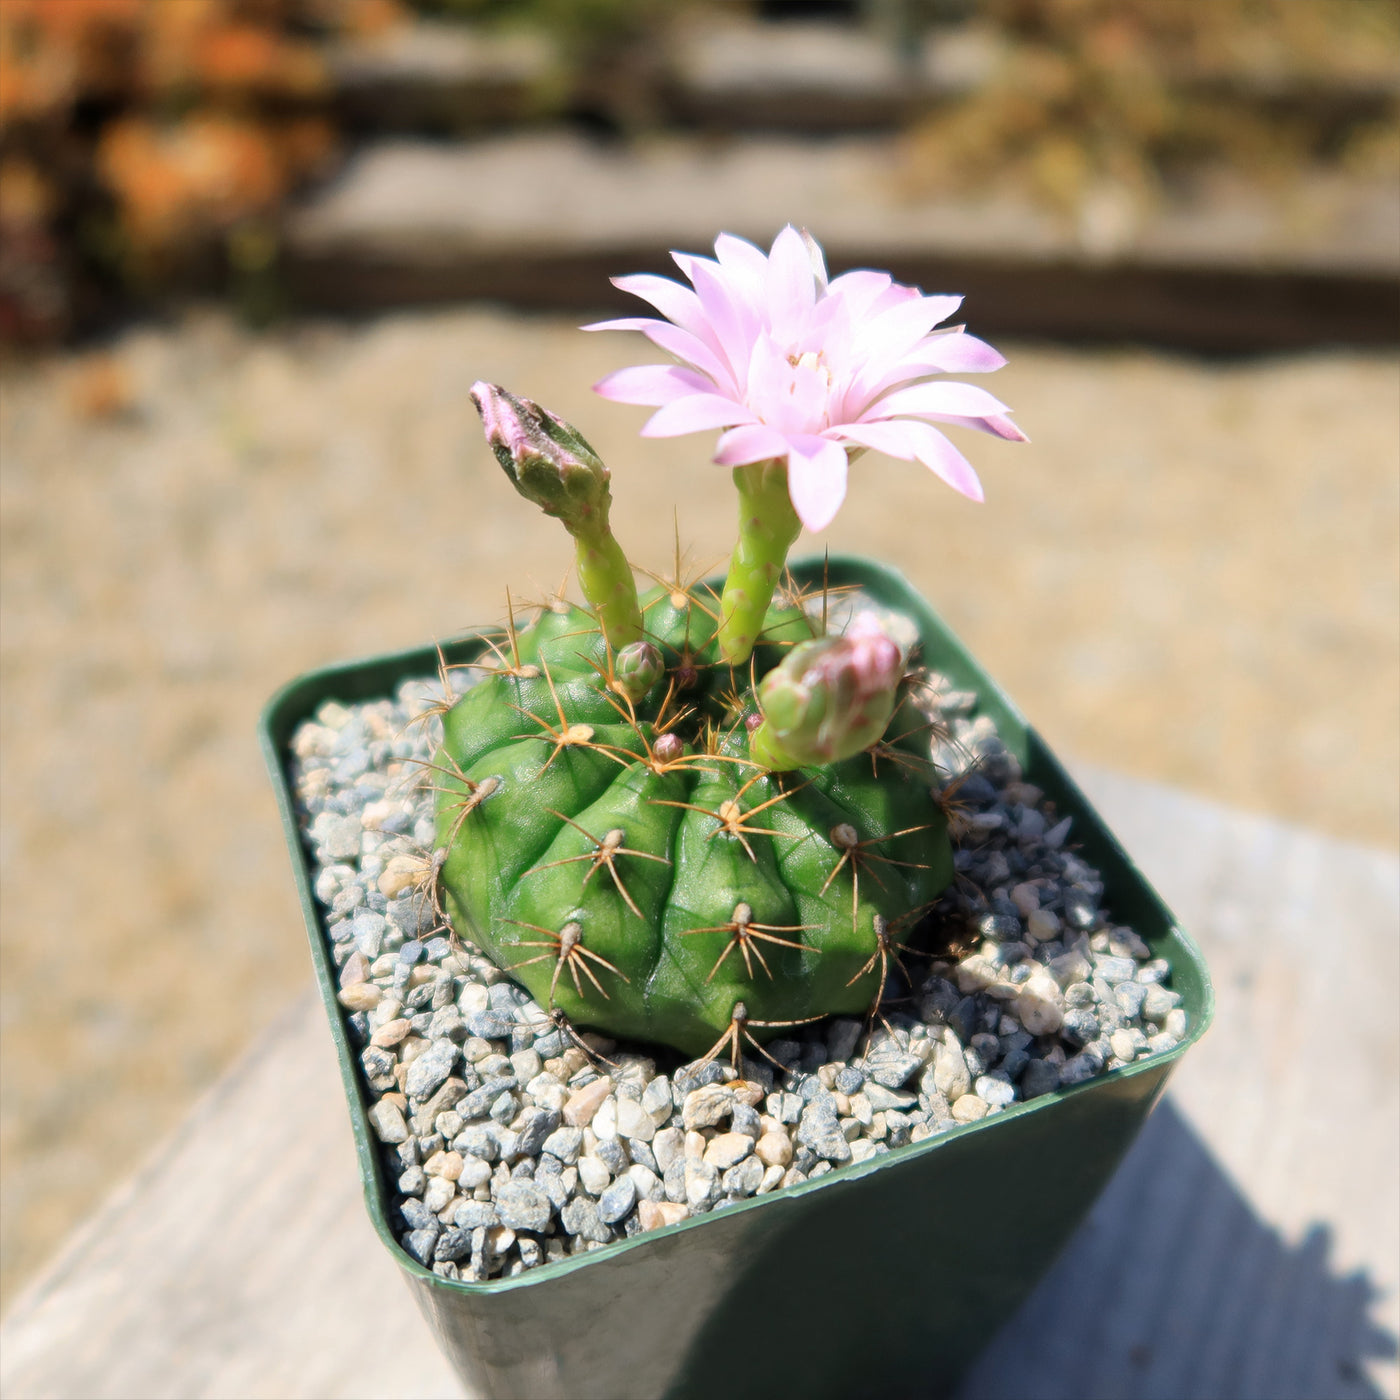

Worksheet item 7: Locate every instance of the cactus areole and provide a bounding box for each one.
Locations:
[438,232,1024,1061]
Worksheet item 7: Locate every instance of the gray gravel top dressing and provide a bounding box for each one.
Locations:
[291,629,1184,1283]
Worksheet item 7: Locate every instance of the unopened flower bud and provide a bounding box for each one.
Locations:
[653,732,684,763]
[750,612,905,770]
[614,640,663,701]
[470,381,610,531]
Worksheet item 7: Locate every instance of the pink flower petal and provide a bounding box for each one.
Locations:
[832,419,927,461]
[785,434,849,531]
[835,417,982,500]
[611,274,721,350]
[850,293,963,369]
[713,232,769,280]
[711,234,770,318]
[843,298,966,412]
[593,364,713,406]
[641,394,755,438]
[914,430,984,502]
[765,225,817,345]
[685,257,760,384]
[713,422,792,466]
[863,381,1010,422]
[582,315,735,394]
[640,325,738,396]
[899,332,1007,374]
[924,412,1029,443]
[580,315,665,333]
[824,269,894,318]
[856,335,1008,406]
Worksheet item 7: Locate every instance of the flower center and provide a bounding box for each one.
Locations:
[751,347,833,435]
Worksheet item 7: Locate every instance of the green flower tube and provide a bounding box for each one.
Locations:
[717,459,802,667]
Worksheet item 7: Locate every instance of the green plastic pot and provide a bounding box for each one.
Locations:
[261,555,1213,1400]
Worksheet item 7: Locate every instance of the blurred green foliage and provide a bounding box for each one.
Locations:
[900,0,1400,220]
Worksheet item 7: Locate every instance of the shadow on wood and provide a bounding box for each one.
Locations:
[957,1096,1398,1400]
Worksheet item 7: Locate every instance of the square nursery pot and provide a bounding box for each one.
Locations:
[261,554,1213,1400]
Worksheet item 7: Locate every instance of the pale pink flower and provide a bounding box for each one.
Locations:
[584,226,1026,531]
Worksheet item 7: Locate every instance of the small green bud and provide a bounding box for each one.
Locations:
[749,612,905,770]
[614,640,663,701]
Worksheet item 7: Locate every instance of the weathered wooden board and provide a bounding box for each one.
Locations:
[961,769,1400,1400]
[2,768,1395,1400]
[282,134,1400,350]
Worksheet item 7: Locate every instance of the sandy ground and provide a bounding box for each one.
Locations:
[1,306,1396,1310]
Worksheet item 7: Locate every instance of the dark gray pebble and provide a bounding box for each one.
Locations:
[595,1137,630,1176]
[1061,1008,1100,1046]
[541,1125,583,1164]
[404,1227,440,1265]
[1021,1058,1061,1098]
[515,1107,561,1158]
[405,1039,459,1100]
[561,1197,612,1244]
[400,1197,437,1231]
[434,1227,473,1262]
[452,1200,499,1230]
[404,981,437,1012]
[797,1109,853,1164]
[496,1180,552,1233]
[360,1046,396,1092]
[597,1175,638,1224]
[466,1011,514,1040]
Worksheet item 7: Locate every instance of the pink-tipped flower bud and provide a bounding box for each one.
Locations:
[614,640,663,701]
[751,611,905,769]
[653,731,684,763]
[470,381,611,531]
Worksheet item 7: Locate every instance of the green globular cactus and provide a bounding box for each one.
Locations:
[441,385,955,1062]
[431,588,954,1060]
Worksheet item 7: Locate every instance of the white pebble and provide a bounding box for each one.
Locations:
[756,1163,786,1194]
[616,1096,656,1142]
[951,1095,989,1123]
[592,1095,619,1142]
[424,1177,455,1214]
[1014,974,1064,1035]
[578,1155,611,1196]
[458,1155,492,1189]
[337,984,381,1011]
[1010,882,1040,916]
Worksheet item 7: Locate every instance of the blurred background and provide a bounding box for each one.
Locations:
[1,0,1396,1314]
